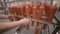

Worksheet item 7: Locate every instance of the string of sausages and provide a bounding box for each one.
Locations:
[8,3,57,34]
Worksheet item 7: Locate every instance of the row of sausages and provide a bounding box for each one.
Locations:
[8,3,57,34]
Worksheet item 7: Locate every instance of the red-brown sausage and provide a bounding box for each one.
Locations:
[42,4,57,30]
[32,5,37,26]
[20,5,25,16]
[24,5,30,30]
[8,6,16,21]
[35,25,40,34]
[8,6,15,14]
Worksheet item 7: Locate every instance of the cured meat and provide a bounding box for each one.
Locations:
[29,4,34,14]
[8,6,16,21]
[32,5,37,26]
[35,25,40,34]
[38,4,44,20]
[8,6,15,14]
[24,5,30,30]
[19,5,25,16]
[15,6,20,15]
[42,4,57,30]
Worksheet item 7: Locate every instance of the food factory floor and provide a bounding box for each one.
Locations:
[0,11,60,34]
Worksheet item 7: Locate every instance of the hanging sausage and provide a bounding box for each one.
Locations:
[30,4,34,26]
[47,6,57,21]
[15,6,19,15]
[29,4,34,14]
[37,3,41,10]
[24,5,30,30]
[37,4,44,26]
[35,4,44,34]
[8,6,15,14]
[32,5,37,26]
[19,5,25,16]
[35,25,40,34]
[8,6,16,21]
[42,4,49,30]
[45,4,57,22]
[42,4,57,30]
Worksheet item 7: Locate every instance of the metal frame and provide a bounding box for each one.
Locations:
[52,16,60,34]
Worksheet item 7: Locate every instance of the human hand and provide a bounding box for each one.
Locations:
[8,16,21,21]
[19,18,30,24]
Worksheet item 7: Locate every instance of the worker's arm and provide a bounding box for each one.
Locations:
[0,14,9,19]
[0,18,29,33]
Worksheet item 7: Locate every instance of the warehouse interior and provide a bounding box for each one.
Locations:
[0,0,60,34]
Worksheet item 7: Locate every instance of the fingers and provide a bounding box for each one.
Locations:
[20,18,30,24]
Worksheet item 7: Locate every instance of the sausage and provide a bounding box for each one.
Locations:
[35,6,41,33]
[30,4,35,26]
[19,5,26,28]
[15,6,20,15]
[8,6,16,21]
[38,4,48,30]
[37,3,41,10]
[32,5,37,26]
[25,5,30,17]
[20,5,25,16]
[42,4,57,30]
[29,4,34,14]
[35,25,40,34]
[36,3,41,26]
[45,4,52,21]
[38,4,44,20]
[8,6,15,14]
[45,4,57,21]
[37,4,44,26]
[32,5,37,19]
[42,4,51,30]
[47,6,57,21]
[13,6,21,21]
[24,5,30,30]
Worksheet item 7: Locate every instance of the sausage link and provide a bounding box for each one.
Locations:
[38,5,44,20]
[15,6,20,15]
[32,5,37,26]
[42,4,57,30]
[30,4,34,14]
[35,25,40,34]
[20,5,25,16]
[38,4,48,30]
[8,6,15,14]
[24,5,30,30]
[8,6,16,21]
